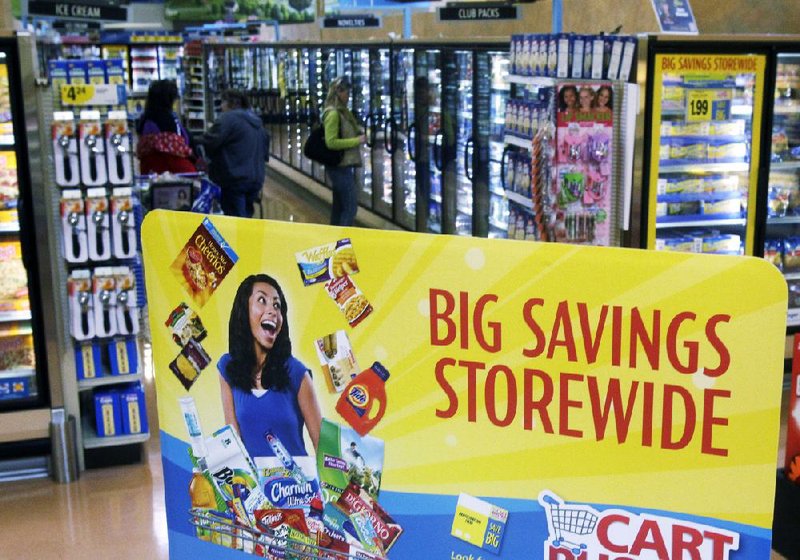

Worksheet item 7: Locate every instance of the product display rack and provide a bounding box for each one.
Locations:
[38,67,151,470]
[182,40,209,136]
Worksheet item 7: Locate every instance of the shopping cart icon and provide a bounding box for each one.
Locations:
[540,492,599,555]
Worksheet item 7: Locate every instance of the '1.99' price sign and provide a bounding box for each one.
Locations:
[686,88,732,122]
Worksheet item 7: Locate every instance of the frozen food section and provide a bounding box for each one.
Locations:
[644,44,766,255]
[764,53,800,327]
[198,41,509,237]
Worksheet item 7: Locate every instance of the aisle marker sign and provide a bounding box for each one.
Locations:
[143,211,786,559]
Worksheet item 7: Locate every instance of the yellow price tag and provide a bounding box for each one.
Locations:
[60,84,95,106]
[686,89,714,122]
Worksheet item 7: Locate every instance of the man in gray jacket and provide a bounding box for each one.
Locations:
[201,90,270,217]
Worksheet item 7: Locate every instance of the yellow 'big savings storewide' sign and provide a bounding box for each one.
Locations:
[142,211,785,560]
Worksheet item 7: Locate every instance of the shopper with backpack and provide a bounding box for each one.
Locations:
[201,90,270,218]
[322,77,366,226]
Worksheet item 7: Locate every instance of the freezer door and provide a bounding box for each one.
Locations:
[646,50,767,255]
[368,48,393,219]
[763,52,800,328]
[415,49,442,233]
[392,47,416,230]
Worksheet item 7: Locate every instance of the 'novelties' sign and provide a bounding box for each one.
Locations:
[322,15,381,28]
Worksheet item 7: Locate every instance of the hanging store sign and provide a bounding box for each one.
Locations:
[322,14,382,28]
[143,211,786,560]
[438,4,518,22]
[28,1,128,21]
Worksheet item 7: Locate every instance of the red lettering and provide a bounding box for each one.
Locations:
[524,368,553,432]
[560,373,583,438]
[429,289,455,346]
[522,298,546,358]
[611,306,623,366]
[460,360,485,422]
[630,519,669,557]
[704,314,731,377]
[667,311,699,373]
[704,529,737,560]
[459,291,469,350]
[671,523,704,560]
[587,377,638,442]
[629,308,660,369]
[577,302,608,364]
[434,357,457,418]
[702,389,730,457]
[662,384,696,450]
[641,382,654,447]
[596,513,630,553]
[486,364,516,427]
[474,293,501,352]
[548,300,577,361]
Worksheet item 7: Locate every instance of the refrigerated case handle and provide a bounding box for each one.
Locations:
[305,99,313,125]
[385,118,397,155]
[500,146,510,189]
[433,129,443,171]
[408,124,416,162]
[365,113,375,148]
[465,137,474,182]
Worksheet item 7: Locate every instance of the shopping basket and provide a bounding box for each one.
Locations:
[189,508,387,560]
[541,493,599,555]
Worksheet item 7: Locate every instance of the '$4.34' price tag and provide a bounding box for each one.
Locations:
[686,89,715,122]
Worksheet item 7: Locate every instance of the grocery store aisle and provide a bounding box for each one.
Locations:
[0,177,792,559]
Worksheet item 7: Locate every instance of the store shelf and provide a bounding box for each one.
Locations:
[656,218,746,229]
[507,75,556,87]
[784,272,800,280]
[506,190,534,209]
[0,310,31,323]
[788,308,800,328]
[81,414,149,449]
[658,162,750,173]
[775,105,800,115]
[0,367,35,381]
[767,215,800,225]
[77,372,143,391]
[504,135,532,150]
[0,221,20,233]
[770,161,800,171]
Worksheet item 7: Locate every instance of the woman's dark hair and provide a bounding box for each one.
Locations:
[558,85,579,112]
[226,274,292,392]
[221,89,250,110]
[136,79,180,135]
[596,85,613,108]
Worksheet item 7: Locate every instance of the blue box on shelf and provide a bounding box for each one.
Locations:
[94,390,122,437]
[75,342,103,380]
[119,385,148,435]
[108,338,138,376]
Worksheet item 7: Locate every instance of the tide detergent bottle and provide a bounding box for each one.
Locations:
[336,362,390,436]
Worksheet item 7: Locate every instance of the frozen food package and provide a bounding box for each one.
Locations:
[314,330,359,393]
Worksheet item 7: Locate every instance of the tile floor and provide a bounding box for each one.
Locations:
[0,174,792,559]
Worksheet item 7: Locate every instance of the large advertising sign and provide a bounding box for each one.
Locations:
[142,211,786,559]
[164,0,314,24]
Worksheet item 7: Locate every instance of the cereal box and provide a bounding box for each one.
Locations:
[170,218,238,307]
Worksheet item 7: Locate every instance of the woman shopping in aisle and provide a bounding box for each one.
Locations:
[135,80,197,175]
[322,77,367,226]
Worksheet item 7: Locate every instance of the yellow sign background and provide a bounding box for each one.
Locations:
[143,211,786,529]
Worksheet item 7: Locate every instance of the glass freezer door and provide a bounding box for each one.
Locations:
[647,52,766,255]
[368,48,392,218]
[351,49,373,209]
[449,50,475,236]
[0,48,44,407]
[416,49,442,233]
[764,53,800,327]
[392,48,416,230]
